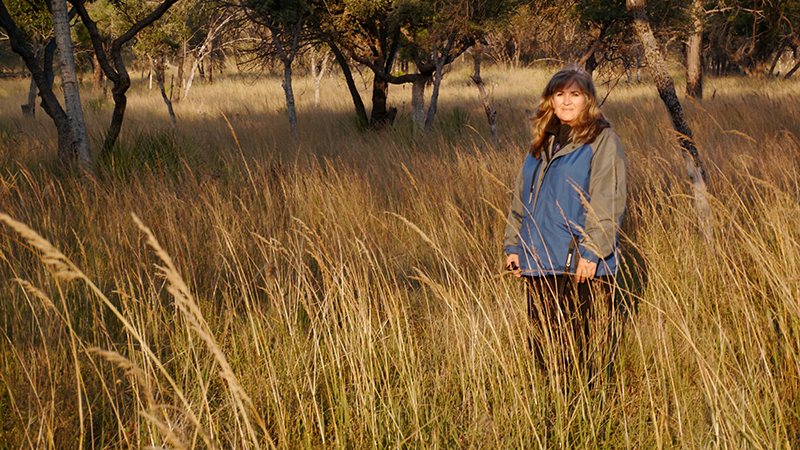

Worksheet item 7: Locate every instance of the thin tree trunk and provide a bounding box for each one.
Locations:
[685,0,703,99]
[628,0,711,241]
[470,42,499,149]
[174,40,185,103]
[311,49,331,107]
[22,73,37,117]
[424,43,448,132]
[768,41,787,77]
[327,39,367,126]
[207,39,213,84]
[785,57,800,79]
[52,0,92,171]
[155,56,176,126]
[411,75,427,136]
[580,27,606,75]
[92,52,104,91]
[185,54,198,99]
[281,58,297,136]
[0,2,75,159]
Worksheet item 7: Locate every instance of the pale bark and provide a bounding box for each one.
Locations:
[424,42,448,133]
[183,16,232,101]
[155,56,176,126]
[148,55,154,90]
[52,0,92,171]
[685,0,703,99]
[206,39,213,84]
[311,49,331,107]
[22,74,37,117]
[281,59,297,136]
[174,40,185,103]
[470,42,499,149]
[268,22,301,136]
[627,0,712,241]
[411,76,428,136]
[785,58,800,79]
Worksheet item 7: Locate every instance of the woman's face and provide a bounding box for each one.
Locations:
[552,81,587,125]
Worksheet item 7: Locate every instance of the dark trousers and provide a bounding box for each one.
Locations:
[525,275,614,371]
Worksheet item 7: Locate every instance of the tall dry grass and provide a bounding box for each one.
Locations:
[0,63,798,448]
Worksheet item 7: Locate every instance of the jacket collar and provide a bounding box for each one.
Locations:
[544,122,574,160]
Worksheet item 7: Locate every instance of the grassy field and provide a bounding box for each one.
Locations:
[0,63,799,449]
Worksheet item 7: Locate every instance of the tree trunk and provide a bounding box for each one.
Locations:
[52,0,92,171]
[685,0,703,99]
[370,76,390,126]
[311,49,331,107]
[411,75,427,136]
[207,39,213,84]
[580,28,605,75]
[627,0,711,241]
[74,0,180,158]
[767,42,787,77]
[470,42,499,149]
[327,40,367,126]
[785,57,800,79]
[184,54,198,100]
[155,56,176,126]
[1,6,77,163]
[22,74,37,117]
[174,40,185,103]
[424,43,448,132]
[281,58,298,136]
[92,52,104,91]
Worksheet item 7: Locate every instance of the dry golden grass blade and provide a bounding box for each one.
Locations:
[132,213,275,450]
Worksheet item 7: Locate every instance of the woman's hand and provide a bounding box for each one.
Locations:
[575,257,597,283]
[504,254,521,278]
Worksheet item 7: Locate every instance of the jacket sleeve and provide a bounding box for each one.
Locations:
[503,164,525,255]
[580,128,627,263]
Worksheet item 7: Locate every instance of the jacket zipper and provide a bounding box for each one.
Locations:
[528,139,577,211]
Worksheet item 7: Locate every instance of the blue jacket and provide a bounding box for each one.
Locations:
[504,126,627,277]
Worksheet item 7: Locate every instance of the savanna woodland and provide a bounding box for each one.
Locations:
[1,0,800,448]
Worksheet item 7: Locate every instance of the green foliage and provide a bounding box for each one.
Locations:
[3,0,51,43]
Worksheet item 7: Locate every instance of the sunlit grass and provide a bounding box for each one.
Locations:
[0,62,798,448]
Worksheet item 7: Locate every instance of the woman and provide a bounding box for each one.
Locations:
[503,66,627,369]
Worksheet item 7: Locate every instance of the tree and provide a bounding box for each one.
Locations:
[324,0,514,131]
[3,0,52,117]
[0,0,91,169]
[705,0,800,77]
[240,0,312,136]
[470,40,498,148]
[72,0,182,157]
[685,0,703,98]
[627,0,712,241]
[52,0,92,170]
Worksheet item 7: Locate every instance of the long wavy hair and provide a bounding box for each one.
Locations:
[529,66,610,159]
